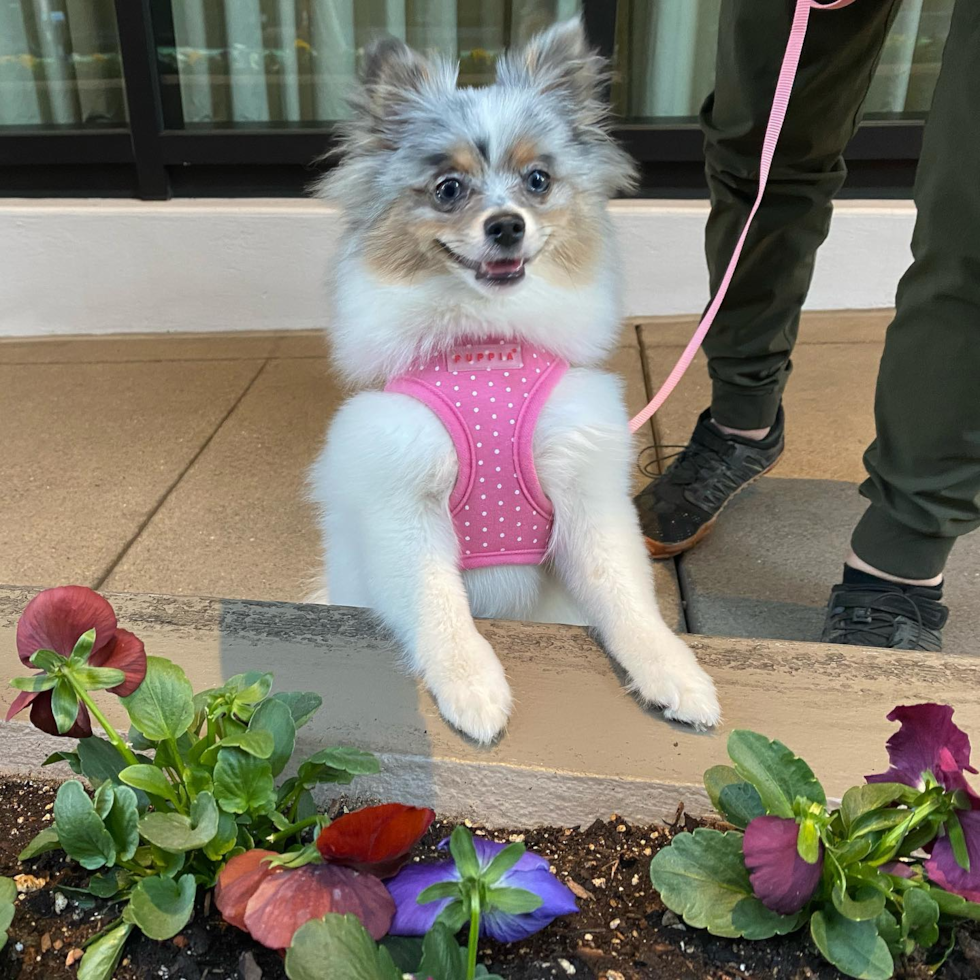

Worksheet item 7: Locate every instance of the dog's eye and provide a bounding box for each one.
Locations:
[434,178,465,207]
[526,169,551,195]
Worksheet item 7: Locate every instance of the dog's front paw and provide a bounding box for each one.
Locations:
[628,632,721,730]
[427,638,513,744]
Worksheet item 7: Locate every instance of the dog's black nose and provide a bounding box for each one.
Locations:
[484,213,525,248]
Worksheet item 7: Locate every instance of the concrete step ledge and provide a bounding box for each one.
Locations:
[2,587,978,826]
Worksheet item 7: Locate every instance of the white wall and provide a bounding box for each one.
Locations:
[0,198,915,337]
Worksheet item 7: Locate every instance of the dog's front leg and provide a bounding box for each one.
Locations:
[322,393,512,744]
[539,373,721,729]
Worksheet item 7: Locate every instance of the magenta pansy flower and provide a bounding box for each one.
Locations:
[743,816,823,915]
[867,704,978,797]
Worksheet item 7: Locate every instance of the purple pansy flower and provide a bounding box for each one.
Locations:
[867,704,979,798]
[926,810,980,902]
[743,816,823,915]
[386,837,578,942]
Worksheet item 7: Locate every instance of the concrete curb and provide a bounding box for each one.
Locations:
[2,587,978,826]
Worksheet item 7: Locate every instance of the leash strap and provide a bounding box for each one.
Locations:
[629,0,859,434]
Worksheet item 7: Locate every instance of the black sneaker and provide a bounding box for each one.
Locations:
[821,575,948,651]
[633,406,785,558]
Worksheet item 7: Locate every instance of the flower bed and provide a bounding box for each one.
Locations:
[6,587,980,980]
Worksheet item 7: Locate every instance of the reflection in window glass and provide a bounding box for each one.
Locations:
[161,0,581,127]
[0,0,126,127]
[618,0,952,123]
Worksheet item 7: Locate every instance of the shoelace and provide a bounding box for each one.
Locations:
[637,442,731,488]
[637,444,688,481]
[829,589,928,649]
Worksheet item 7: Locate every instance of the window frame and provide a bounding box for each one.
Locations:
[0,0,925,199]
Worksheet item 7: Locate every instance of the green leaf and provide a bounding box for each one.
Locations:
[850,808,910,837]
[128,726,156,751]
[200,729,275,767]
[295,789,317,823]
[649,828,804,939]
[228,671,274,705]
[0,885,14,951]
[151,846,186,878]
[947,810,971,872]
[42,750,81,774]
[247,698,295,777]
[30,649,62,672]
[836,837,874,867]
[71,667,126,692]
[810,908,893,980]
[185,765,213,799]
[213,747,276,814]
[929,885,980,921]
[417,921,469,980]
[703,765,766,829]
[53,780,116,870]
[51,677,80,734]
[119,764,178,804]
[449,826,481,880]
[488,886,543,915]
[419,881,464,905]
[88,868,133,899]
[0,876,16,905]
[727,731,825,818]
[832,882,886,922]
[126,874,196,940]
[902,888,940,948]
[285,913,403,980]
[104,785,140,862]
[840,783,915,832]
[76,922,134,980]
[138,791,220,853]
[18,826,61,861]
[272,691,323,730]
[483,842,526,885]
[797,818,821,865]
[94,782,114,820]
[121,656,195,742]
[76,737,150,810]
[69,629,97,666]
[380,935,424,970]
[10,673,57,692]
[299,746,380,785]
[203,809,238,861]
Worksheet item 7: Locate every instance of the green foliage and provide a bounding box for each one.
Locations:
[651,727,980,979]
[18,660,377,975]
[0,877,16,951]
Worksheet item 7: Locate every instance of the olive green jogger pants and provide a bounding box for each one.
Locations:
[700,0,980,579]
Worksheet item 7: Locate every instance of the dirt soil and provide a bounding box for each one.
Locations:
[3,778,980,980]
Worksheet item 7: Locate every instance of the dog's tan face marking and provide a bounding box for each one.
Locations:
[507,137,540,173]
[448,142,485,177]
[362,198,446,283]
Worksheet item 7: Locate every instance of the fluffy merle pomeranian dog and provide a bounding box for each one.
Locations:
[309,18,720,743]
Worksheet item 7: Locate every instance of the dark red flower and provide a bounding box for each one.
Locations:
[7,587,146,738]
[316,803,436,877]
[214,849,282,931]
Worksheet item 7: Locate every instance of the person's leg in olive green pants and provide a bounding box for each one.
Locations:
[848,0,980,583]
[700,0,901,430]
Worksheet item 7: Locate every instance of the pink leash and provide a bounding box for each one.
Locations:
[629,0,858,434]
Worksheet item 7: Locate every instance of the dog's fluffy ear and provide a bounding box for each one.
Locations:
[343,37,455,152]
[496,18,606,127]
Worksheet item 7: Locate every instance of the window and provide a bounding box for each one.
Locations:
[0,0,127,127]
[158,0,581,128]
[0,0,954,198]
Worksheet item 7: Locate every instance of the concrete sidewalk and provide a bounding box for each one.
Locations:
[2,312,977,651]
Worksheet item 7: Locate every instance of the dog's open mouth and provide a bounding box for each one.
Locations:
[438,243,527,286]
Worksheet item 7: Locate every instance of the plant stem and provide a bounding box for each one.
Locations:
[73,685,139,767]
[268,814,320,845]
[467,892,481,980]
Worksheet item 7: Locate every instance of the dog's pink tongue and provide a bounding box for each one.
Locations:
[482,259,524,275]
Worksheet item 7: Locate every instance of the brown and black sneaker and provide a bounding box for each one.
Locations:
[633,406,785,558]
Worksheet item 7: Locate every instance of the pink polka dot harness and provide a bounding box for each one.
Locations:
[386,340,569,569]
